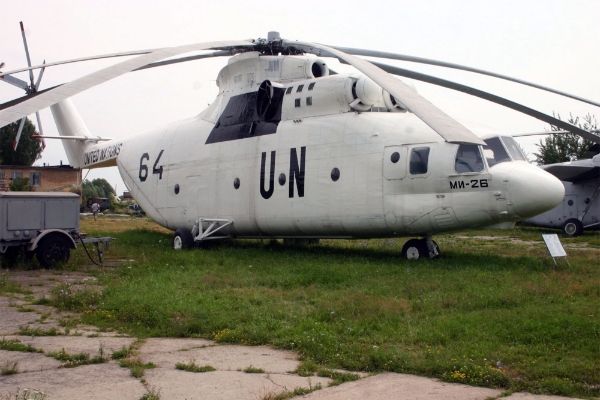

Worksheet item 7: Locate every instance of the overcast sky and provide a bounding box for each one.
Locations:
[2,0,599,194]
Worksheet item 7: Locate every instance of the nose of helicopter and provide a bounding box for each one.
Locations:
[507,163,565,219]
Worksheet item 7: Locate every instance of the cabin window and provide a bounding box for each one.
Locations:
[11,172,23,179]
[306,97,312,106]
[501,136,527,161]
[295,98,301,108]
[454,144,484,173]
[308,82,316,91]
[410,147,430,174]
[29,172,41,187]
[482,137,511,167]
[296,85,304,93]
[286,87,293,95]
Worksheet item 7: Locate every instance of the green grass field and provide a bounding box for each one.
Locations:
[8,218,600,398]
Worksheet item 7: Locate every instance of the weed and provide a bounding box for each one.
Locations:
[175,360,216,373]
[0,338,44,353]
[0,388,47,400]
[316,369,360,386]
[18,326,61,336]
[111,345,132,360]
[243,365,265,373]
[261,382,323,400]
[140,387,160,400]
[1,361,18,376]
[47,347,108,368]
[120,358,156,378]
[0,271,25,294]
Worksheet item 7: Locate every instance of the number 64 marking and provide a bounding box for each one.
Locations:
[139,150,164,182]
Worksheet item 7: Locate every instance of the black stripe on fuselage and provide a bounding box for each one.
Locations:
[205,88,285,144]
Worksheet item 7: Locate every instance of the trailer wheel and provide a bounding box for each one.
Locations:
[562,219,584,236]
[173,228,194,250]
[36,234,71,269]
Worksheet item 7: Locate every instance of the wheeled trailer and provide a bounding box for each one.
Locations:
[0,192,113,268]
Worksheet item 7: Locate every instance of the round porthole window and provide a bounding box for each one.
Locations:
[279,173,286,186]
[390,152,400,163]
[174,184,180,194]
[331,168,340,182]
[568,199,574,206]
[234,178,240,189]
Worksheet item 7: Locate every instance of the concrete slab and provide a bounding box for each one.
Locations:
[144,369,330,400]
[0,303,39,335]
[0,363,146,400]
[0,349,60,373]
[10,335,136,358]
[140,339,299,373]
[298,373,502,400]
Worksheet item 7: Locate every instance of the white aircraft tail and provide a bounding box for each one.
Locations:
[50,99,90,169]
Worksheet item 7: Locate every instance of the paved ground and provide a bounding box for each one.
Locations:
[0,270,583,400]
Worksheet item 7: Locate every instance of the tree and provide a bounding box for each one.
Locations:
[534,113,598,165]
[0,118,43,166]
[81,178,115,201]
[9,177,34,191]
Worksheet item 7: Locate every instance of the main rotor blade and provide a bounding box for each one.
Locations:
[331,46,600,109]
[133,50,231,71]
[20,22,35,87]
[369,60,600,145]
[14,118,26,150]
[287,40,484,145]
[0,40,254,129]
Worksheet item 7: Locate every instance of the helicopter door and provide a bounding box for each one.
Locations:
[383,146,407,180]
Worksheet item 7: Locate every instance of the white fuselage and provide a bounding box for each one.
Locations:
[63,52,565,238]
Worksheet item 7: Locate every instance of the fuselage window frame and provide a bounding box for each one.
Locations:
[286,87,293,95]
[409,147,430,175]
[308,82,315,91]
[454,144,485,174]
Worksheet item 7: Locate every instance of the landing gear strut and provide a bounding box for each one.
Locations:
[401,235,439,260]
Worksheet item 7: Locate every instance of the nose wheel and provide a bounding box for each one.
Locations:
[401,236,440,260]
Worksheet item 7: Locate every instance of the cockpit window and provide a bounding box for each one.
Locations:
[482,137,511,167]
[501,136,527,161]
[454,144,484,173]
[410,147,430,174]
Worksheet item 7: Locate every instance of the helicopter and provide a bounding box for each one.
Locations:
[1,30,599,260]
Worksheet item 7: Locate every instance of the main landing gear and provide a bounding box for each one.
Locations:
[401,235,440,260]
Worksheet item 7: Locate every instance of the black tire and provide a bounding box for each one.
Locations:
[173,228,194,250]
[562,218,584,236]
[401,239,427,260]
[36,234,71,269]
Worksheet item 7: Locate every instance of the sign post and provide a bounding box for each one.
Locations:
[542,234,570,267]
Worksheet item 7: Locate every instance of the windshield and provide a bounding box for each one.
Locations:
[482,137,511,167]
[501,136,527,161]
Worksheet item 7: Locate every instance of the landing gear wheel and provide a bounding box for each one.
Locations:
[562,219,584,236]
[401,239,427,260]
[421,238,440,259]
[173,228,194,250]
[36,234,71,269]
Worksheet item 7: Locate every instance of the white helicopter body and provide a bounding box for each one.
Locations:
[51,51,563,246]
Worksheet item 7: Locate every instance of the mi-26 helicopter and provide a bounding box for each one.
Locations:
[2,30,599,260]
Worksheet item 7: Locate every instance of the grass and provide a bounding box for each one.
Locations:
[242,365,264,373]
[175,360,216,373]
[18,326,61,336]
[119,358,156,378]
[40,218,600,398]
[1,361,19,376]
[0,338,44,353]
[47,347,108,368]
[0,389,47,400]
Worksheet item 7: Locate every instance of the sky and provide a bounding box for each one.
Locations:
[1,0,599,195]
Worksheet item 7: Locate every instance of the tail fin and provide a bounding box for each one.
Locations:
[50,99,90,169]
